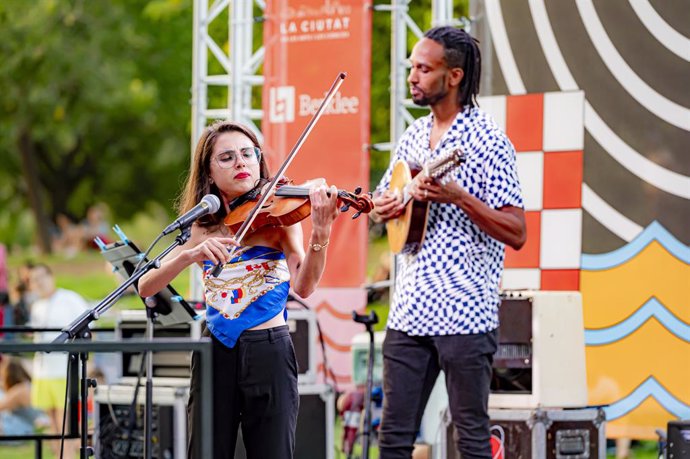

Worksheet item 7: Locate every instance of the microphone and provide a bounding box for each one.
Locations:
[162,194,221,235]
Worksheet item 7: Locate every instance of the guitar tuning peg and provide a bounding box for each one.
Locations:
[352,211,362,219]
[354,186,362,195]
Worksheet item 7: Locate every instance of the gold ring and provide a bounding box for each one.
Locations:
[424,190,428,199]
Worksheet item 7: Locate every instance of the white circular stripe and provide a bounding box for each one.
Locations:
[528,0,578,90]
[582,184,642,242]
[628,0,690,62]
[576,0,690,131]
[485,0,527,95]
[586,104,690,199]
[529,0,690,199]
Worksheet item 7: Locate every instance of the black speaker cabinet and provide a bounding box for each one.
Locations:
[234,383,335,459]
[443,407,605,459]
[286,307,318,384]
[94,384,188,459]
[668,420,690,459]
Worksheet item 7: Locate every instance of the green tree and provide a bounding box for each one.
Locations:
[0,0,193,252]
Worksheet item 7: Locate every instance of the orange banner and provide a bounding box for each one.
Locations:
[262,0,372,288]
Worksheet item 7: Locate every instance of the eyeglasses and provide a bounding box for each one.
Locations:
[214,146,261,169]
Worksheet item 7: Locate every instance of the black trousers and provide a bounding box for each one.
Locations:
[379,329,497,459]
[187,325,299,459]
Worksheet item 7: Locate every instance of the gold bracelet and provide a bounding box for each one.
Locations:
[309,240,329,252]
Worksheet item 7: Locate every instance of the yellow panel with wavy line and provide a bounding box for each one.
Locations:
[587,320,689,405]
[607,398,676,440]
[581,241,690,327]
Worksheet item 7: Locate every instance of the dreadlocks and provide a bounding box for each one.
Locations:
[424,26,481,108]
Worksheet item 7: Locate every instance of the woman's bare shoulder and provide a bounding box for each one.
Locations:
[190,222,224,241]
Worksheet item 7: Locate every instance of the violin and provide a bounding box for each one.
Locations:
[223,178,374,234]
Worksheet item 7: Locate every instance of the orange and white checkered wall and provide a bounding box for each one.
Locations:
[479,91,585,291]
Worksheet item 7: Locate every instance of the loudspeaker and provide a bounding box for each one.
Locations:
[234,383,335,459]
[668,420,690,458]
[286,308,318,384]
[489,290,588,409]
[94,384,188,459]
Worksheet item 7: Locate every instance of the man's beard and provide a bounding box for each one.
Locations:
[410,75,449,106]
[412,89,448,106]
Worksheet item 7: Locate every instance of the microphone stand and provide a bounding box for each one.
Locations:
[143,305,156,459]
[352,311,379,459]
[53,226,193,459]
[78,331,96,459]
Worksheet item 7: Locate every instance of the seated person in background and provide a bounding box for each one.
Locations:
[82,204,112,249]
[0,356,44,436]
[8,261,35,328]
[52,214,84,257]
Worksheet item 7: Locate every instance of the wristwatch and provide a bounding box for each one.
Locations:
[309,240,329,252]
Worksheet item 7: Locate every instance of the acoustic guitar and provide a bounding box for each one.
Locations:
[386,149,465,254]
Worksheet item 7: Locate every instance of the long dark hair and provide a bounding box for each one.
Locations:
[424,26,482,108]
[177,121,270,228]
[1,357,31,390]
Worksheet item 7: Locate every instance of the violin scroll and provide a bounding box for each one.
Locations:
[337,187,374,219]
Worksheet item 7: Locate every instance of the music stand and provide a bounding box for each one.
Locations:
[100,238,199,326]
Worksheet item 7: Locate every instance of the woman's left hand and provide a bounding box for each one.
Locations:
[309,181,340,231]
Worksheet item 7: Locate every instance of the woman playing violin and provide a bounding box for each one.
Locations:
[139,120,340,459]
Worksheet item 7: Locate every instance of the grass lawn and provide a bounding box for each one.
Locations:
[0,442,60,459]
[0,443,46,459]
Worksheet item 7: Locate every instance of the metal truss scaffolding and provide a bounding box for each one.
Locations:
[370,0,468,153]
[191,0,265,146]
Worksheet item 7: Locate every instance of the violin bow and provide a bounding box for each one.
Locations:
[211,72,347,277]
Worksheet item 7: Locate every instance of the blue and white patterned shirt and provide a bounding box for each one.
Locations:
[376,106,523,336]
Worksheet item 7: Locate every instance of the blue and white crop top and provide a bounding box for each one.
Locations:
[202,245,290,348]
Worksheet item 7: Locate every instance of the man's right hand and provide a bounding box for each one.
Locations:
[371,191,405,223]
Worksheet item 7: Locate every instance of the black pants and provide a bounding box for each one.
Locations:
[187,325,299,459]
[379,329,497,459]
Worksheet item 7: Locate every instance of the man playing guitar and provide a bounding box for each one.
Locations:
[370,26,526,459]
